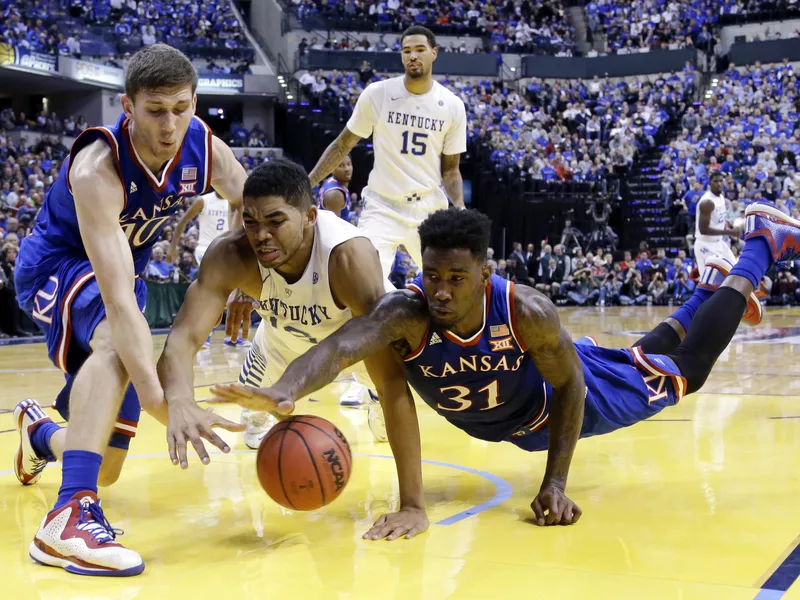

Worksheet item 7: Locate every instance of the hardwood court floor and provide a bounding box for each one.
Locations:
[2,306,800,599]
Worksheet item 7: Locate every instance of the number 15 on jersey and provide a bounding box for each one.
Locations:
[401,131,428,156]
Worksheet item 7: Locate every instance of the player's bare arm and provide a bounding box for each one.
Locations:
[210,289,426,412]
[309,128,361,187]
[441,153,464,209]
[71,140,169,425]
[157,232,256,467]
[322,188,347,217]
[168,196,204,262]
[514,285,585,526]
[210,135,257,341]
[329,238,428,540]
[698,199,740,237]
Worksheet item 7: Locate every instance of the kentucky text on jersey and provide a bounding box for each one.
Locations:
[386,111,446,132]
[258,297,332,326]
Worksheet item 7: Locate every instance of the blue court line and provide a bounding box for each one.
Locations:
[0,451,512,526]
[355,453,513,526]
[754,537,800,599]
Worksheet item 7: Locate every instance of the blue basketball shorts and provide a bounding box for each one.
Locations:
[507,336,686,452]
[26,257,146,450]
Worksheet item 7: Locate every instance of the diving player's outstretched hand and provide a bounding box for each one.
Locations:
[208,383,296,416]
[363,507,429,541]
[167,402,246,469]
[531,483,582,526]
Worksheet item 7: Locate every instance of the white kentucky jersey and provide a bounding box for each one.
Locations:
[254,210,392,357]
[196,191,229,257]
[695,190,728,243]
[346,75,467,203]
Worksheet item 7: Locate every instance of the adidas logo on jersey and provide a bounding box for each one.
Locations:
[429,332,442,345]
[129,181,138,194]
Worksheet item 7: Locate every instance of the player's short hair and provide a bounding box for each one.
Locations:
[418,208,491,261]
[243,159,313,211]
[709,170,724,181]
[400,26,437,49]
[125,44,198,100]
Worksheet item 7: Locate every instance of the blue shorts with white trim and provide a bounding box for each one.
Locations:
[507,336,684,452]
[24,256,146,450]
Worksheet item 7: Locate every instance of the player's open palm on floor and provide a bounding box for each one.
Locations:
[531,484,582,526]
[167,401,246,469]
[363,507,429,541]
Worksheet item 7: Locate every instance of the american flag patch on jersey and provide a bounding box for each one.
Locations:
[490,324,509,338]
[181,167,197,180]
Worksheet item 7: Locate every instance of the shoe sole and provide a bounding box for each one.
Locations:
[705,257,763,326]
[29,541,145,577]
[744,203,800,228]
[14,401,40,486]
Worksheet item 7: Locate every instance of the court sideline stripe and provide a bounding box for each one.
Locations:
[0,451,512,526]
[754,534,800,599]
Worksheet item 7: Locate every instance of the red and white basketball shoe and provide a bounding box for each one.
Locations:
[29,491,144,577]
[14,399,52,485]
[699,257,763,326]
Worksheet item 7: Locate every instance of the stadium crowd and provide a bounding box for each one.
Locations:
[301,66,695,185]
[292,0,576,55]
[2,0,252,71]
[658,60,800,244]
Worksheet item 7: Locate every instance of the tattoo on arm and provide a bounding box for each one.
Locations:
[309,128,361,187]
[274,291,422,400]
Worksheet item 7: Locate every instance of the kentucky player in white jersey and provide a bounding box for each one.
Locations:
[694,171,740,272]
[157,160,407,452]
[308,25,467,277]
[169,190,232,348]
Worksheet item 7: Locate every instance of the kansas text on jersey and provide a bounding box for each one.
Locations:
[15,113,213,310]
[403,274,549,442]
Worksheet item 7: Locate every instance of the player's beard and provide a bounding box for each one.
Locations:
[406,63,425,79]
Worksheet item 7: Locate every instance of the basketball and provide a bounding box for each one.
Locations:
[256,415,352,510]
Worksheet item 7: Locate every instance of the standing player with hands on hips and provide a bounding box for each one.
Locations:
[308,25,468,276]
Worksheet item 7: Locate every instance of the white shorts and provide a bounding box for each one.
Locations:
[195,245,208,264]
[357,187,449,278]
[238,329,375,403]
[694,239,735,272]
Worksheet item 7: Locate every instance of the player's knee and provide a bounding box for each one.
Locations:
[88,320,125,372]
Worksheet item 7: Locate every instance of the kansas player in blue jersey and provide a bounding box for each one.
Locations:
[317,154,352,221]
[11,44,246,576]
[209,203,798,541]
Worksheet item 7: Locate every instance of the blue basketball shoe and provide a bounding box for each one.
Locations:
[744,203,800,262]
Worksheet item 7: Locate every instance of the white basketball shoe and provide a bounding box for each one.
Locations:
[29,491,144,576]
[338,381,369,406]
[241,408,276,450]
[367,391,387,443]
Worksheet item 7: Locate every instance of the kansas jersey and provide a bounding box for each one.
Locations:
[196,190,229,262]
[15,112,213,310]
[404,274,686,450]
[317,176,350,221]
[346,76,467,203]
[404,274,549,442]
